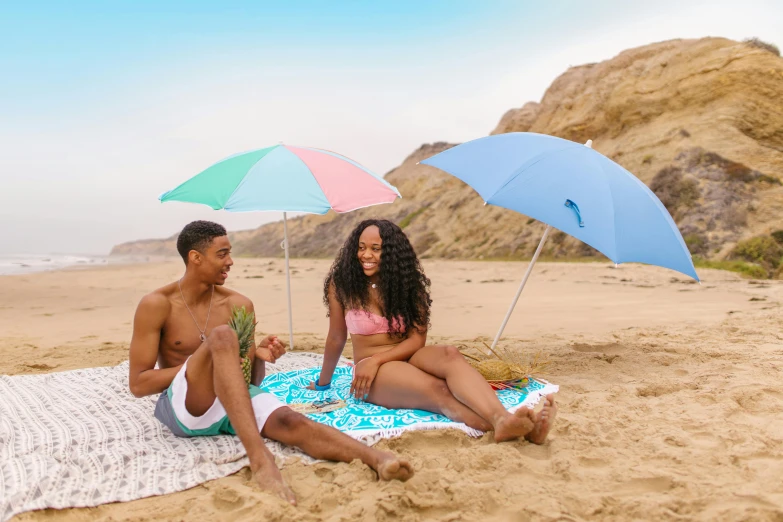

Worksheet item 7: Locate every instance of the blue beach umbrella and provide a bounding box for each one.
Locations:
[421,132,698,350]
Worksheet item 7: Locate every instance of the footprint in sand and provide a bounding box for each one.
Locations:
[595,353,621,363]
[730,493,782,510]
[518,442,552,461]
[383,429,473,453]
[210,485,246,512]
[578,456,608,468]
[636,384,675,398]
[571,343,626,355]
[313,466,336,482]
[731,390,775,413]
[22,363,58,371]
[617,476,673,495]
[689,432,726,450]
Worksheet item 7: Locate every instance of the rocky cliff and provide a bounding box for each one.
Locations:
[112,38,783,274]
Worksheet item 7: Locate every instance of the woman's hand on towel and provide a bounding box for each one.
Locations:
[256,335,286,364]
[350,357,380,400]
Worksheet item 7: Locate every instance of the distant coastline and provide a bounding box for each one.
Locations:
[0,254,173,276]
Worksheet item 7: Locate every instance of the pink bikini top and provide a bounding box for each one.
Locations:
[345,310,405,336]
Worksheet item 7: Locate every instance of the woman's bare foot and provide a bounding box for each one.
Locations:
[493,407,536,442]
[373,451,415,481]
[252,465,297,506]
[525,394,558,445]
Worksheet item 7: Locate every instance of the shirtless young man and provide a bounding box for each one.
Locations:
[129,221,413,505]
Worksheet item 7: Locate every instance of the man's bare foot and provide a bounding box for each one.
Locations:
[373,452,414,482]
[525,394,558,445]
[493,407,536,442]
[252,466,297,506]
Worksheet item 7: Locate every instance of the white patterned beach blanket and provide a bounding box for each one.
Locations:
[0,353,327,522]
[0,352,558,521]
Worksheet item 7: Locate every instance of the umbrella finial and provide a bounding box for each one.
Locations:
[584,139,593,149]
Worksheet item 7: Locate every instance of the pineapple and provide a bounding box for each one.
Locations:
[228,305,257,385]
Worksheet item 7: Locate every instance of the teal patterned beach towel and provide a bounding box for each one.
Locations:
[261,365,559,439]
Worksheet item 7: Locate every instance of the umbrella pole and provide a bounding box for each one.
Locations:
[283,212,294,350]
[490,224,552,352]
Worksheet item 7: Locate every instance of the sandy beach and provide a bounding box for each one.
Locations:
[2,258,782,521]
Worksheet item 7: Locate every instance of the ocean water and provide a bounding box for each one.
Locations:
[0,254,110,276]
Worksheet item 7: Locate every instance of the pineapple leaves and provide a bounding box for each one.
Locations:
[228,306,257,385]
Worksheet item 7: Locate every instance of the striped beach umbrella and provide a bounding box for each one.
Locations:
[160,144,401,348]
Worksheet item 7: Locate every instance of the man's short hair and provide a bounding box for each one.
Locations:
[176,221,227,264]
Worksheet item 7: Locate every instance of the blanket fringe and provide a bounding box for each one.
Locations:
[508,382,559,414]
[348,422,485,442]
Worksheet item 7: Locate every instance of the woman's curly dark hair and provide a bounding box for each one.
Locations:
[324,219,431,338]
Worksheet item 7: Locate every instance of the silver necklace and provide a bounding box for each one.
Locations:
[178,279,214,342]
[369,281,377,289]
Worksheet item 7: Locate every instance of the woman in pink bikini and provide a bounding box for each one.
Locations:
[309,219,556,444]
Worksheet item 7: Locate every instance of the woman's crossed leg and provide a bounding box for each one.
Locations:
[366,360,493,431]
[367,346,557,443]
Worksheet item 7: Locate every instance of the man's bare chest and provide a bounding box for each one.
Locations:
[160,304,234,357]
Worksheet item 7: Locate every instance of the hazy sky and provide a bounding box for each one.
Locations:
[1,0,781,255]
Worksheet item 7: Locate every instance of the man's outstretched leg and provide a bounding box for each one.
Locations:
[262,407,414,482]
[183,325,297,504]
